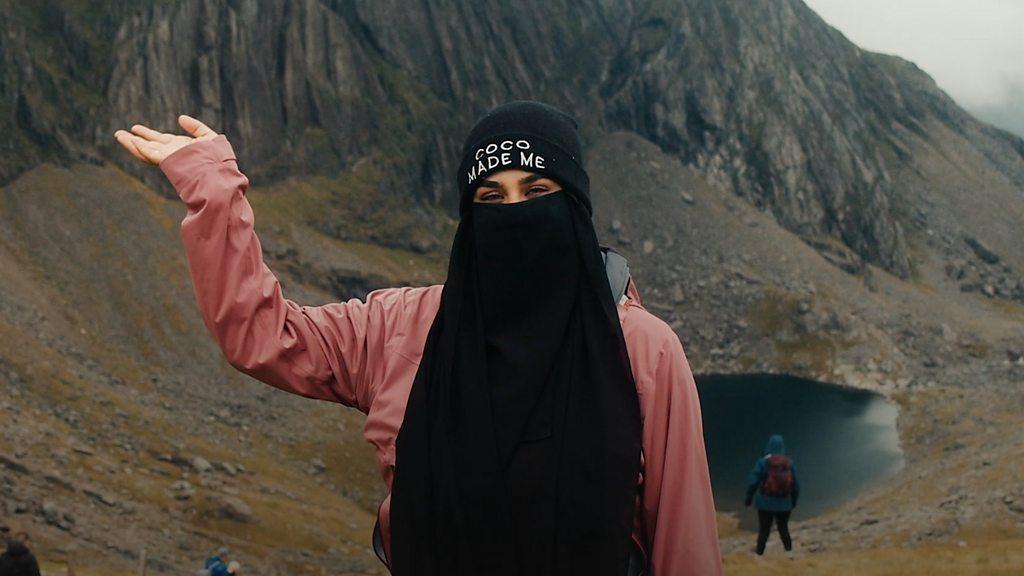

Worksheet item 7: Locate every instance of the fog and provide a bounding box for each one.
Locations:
[805,0,1024,136]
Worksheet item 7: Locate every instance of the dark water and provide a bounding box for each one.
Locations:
[696,373,903,530]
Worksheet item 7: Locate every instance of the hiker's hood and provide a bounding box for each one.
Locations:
[764,434,785,456]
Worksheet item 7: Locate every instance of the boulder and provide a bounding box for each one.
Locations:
[964,236,1000,264]
[191,456,213,473]
[208,495,254,523]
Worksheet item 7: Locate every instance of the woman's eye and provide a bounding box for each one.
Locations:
[480,191,502,201]
[527,186,548,195]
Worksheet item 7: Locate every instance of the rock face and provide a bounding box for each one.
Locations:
[3,0,1022,278]
[602,0,923,273]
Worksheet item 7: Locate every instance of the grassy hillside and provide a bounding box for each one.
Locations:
[0,159,448,573]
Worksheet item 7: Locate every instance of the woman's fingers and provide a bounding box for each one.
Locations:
[178,114,216,139]
[128,136,159,164]
[114,115,218,165]
[129,123,170,142]
[114,130,149,163]
[113,130,159,165]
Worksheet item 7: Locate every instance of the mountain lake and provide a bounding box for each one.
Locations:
[696,373,904,530]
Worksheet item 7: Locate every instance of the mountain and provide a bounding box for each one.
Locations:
[5,0,1024,276]
[1,0,1022,573]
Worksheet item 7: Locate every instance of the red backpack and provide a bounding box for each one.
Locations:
[761,454,793,497]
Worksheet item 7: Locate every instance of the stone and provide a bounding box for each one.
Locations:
[170,480,195,500]
[44,471,75,491]
[191,456,213,474]
[41,502,72,531]
[964,236,1000,264]
[671,284,685,304]
[0,455,29,474]
[411,238,434,254]
[209,495,254,523]
[42,501,61,524]
[83,488,118,507]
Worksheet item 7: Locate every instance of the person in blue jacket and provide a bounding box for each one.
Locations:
[745,434,799,556]
[203,547,230,576]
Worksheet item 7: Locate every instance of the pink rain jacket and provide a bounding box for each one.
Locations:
[160,135,722,575]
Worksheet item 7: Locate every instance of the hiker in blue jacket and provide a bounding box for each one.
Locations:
[202,547,230,576]
[745,434,799,556]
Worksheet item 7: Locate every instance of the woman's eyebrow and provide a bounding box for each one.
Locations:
[519,174,545,185]
[479,179,502,188]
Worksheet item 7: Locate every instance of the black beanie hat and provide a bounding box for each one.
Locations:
[456,100,591,216]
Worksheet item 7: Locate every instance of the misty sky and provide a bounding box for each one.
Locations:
[804,0,1024,136]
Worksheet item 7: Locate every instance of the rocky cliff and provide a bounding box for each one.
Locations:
[4,0,1022,277]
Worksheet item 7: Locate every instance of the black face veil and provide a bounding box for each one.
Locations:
[389,102,642,576]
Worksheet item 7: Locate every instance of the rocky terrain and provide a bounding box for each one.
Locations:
[589,131,1024,570]
[0,0,1022,574]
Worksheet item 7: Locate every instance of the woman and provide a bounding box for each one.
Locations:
[745,434,799,557]
[114,101,721,575]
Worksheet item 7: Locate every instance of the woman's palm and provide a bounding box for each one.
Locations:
[113,114,218,166]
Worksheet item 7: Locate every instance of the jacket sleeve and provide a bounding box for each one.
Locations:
[641,333,722,576]
[159,135,386,411]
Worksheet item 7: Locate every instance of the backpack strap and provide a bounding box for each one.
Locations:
[601,247,630,305]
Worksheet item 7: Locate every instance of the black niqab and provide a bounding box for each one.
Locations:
[473,194,581,464]
[389,186,641,575]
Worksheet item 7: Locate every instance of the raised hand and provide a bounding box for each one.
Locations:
[113,114,219,166]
